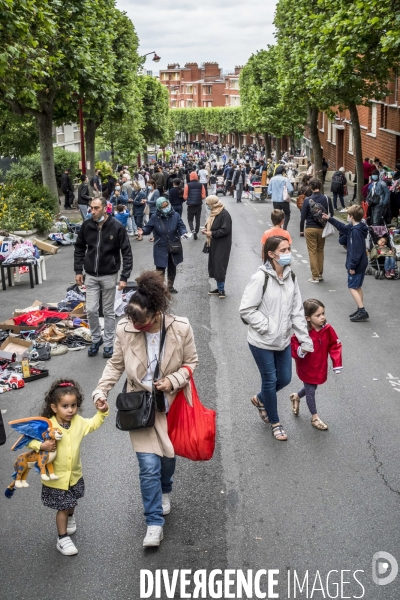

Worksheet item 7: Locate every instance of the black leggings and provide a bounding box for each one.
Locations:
[298,383,317,415]
[156,254,177,286]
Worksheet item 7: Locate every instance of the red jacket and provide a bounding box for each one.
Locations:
[291,323,342,385]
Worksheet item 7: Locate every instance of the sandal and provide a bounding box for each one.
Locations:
[290,393,300,416]
[250,395,269,424]
[311,417,328,430]
[271,424,288,441]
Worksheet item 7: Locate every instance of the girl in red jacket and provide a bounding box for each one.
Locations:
[290,299,342,430]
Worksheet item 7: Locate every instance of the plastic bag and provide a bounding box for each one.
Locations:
[167,367,216,461]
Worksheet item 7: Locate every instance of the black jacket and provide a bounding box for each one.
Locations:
[300,193,334,232]
[77,183,92,206]
[74,216,133,281]
[232,168,246,186]
[169,187,183,207]
[208,209,232,281]
[186,181,203,206]
[61,172,73,193]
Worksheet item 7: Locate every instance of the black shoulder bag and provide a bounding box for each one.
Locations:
[159,216,182,254]
[116,317,167,431]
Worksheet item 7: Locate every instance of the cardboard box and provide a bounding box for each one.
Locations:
[0,337,32,361]
[0,319,40,334]
[32,238,59,255]
[13,300,42,318]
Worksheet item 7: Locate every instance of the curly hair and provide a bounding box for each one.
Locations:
[41,378,84,418]
[125,271,171,324]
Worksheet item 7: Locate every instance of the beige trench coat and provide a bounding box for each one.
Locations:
[93,314,198,458]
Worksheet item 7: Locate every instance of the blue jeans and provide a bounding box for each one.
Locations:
[136,453,176,526]
[248,344,292,424]
[217,281,225,292]
[384,256,396,270]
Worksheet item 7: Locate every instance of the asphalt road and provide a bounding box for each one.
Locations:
[0,195,399,600]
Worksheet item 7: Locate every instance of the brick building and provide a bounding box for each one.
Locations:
[302,76,400,179]
[160,62,243,109]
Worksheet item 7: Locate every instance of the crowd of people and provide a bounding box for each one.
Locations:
[28,144,400,556]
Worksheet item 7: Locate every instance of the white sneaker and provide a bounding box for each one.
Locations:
[143,525,164,547]
[56,535,78,555]
[50,344,68,356]
[67,515,76,535]
[162,493,171,515]
[339,208,347,213]
[308,278,320,283]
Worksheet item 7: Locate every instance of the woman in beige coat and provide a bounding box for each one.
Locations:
[93,271,198,548]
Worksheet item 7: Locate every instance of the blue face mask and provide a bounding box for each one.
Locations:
[274,253,292,266]
[161,206,172,215]
[372,175,378,181]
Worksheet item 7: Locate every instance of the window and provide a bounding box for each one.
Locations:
[332,123,337,145]
[371,103,377,135]
[171,72,180,81]
[193,86,197,95]
[186,100,193,107]
[186,85,193,94]
[171,100,177,108]
[161,73,169,81]
[348,124,353,153]
[230,96,240,106]
[203,101,212,107]
[203,85,212,95]
[179,99,184,108]
[380,104,388,129]
[230,79,239,90]
[327,118,331,142]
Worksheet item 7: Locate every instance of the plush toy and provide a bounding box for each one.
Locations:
[5,417,63,499]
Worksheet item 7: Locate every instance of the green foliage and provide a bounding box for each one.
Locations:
[5,148,79,188]
[169,107,245,137]
[94,160,114,178]
[0,102,39,157]
[0,189,54,233]
[1,179,56,211]
[140,76,170,147]
[157,150,172,161]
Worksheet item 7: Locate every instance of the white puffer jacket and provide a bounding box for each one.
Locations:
[239,263,313,352]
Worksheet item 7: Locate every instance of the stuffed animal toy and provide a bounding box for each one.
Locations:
[5,417,63,499]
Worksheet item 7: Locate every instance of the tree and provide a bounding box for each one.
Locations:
[0,0,117,201]
[0,102,38,157]
[140,76,170,148]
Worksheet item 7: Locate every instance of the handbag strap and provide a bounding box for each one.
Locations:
[154,314,166,381]
[159,215,172,243]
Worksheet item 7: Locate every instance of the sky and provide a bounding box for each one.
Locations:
[116,0,277,73]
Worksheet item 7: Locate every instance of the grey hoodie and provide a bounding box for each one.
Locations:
[239,263,313,352]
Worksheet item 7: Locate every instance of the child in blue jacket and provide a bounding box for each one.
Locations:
[322,205,369,321]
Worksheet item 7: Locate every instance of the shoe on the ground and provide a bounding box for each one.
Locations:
[350,309,369,322]
[88,338,103,357]
[218,290,226,299]
[193,232,198,240]
[67,515,76,535]
[169,287,178,294]
[162,493,171,515]
[208,289,219,295]
[56,535,78,555]
[143,525,164,548]
[339,208,347,213]
[311,417,329,430]
[103,346,113,359]
[390,269,396,277]
[50,344,68,357]
[385,270,392,279]
[308,278,320,283]
[73,328,92,343]
[349,308,360,318]
[318,275,324,281]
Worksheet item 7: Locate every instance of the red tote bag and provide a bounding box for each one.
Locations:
[167,366,216,461]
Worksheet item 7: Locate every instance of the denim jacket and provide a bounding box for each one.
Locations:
[267,175,294,202]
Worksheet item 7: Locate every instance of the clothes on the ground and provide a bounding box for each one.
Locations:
[13,310,70,326]
[28,412,108,490]
[291,323,342,385]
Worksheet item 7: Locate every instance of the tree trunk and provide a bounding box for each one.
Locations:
[264,132,271,158]
[255,134,261,151]
[276,137,282,160]
[37,109,58,207]
[349,102,363,205]
[308,105,323,184]
[85,119,97,179]
[290,125,296,156]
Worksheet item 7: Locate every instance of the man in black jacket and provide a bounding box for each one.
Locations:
[77,174,92,219]
[232,165,246,202]
[74,197,133,358]
[61,168,74,209]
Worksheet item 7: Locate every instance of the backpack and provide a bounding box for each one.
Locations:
[241,271,296,324]
[331,172,343,193]
[367,184,381,206]
[309,198,327,227]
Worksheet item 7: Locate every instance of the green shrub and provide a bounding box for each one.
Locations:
[1,179,56,212]
[0,192,54,233]
[4,148,80,188]
[94,160,114,179]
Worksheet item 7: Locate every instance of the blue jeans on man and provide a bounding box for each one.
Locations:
[136,453,176,526]
[248,344,292,424]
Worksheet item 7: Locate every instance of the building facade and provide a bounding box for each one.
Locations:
[160,62,242,109]
[302,76,400,178]
[53,123,81,153]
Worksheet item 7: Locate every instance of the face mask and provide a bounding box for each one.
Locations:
[274,253,292,266]
[115,186,121,191]
[96,215,105,223]
[134,318,156,332]
[372,175,378,181]
[161,206,172,215]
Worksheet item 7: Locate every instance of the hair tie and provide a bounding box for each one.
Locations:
[59,382,74,388]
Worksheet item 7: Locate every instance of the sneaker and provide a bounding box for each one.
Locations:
[143,525,164,547]
[318,276,324,281]
[67,515,76,535]
[208,289,219,295]
[103,346,113,359]
[349,309,360,318]
[193,232,198,240]
[162,493,171,515]
[350,309,369,322]
[50,344,68,356]
[390,269,396,277]
[385,270,392,279]
[218,290,226,299]
[88,338,103,357]
[169,287,178,294]
[56,535,78,555]
[339,208,347,213]
[308,278,320,283]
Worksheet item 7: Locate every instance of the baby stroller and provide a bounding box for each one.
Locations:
[49,215,81,245]
[365,224,399,280]
[216,176,225,195]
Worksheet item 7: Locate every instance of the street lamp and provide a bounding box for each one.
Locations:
[142,51,161,63]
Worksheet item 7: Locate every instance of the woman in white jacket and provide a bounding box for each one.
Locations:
[239,236,313,440]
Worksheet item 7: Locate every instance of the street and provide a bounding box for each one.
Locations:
[0,195,399,600]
